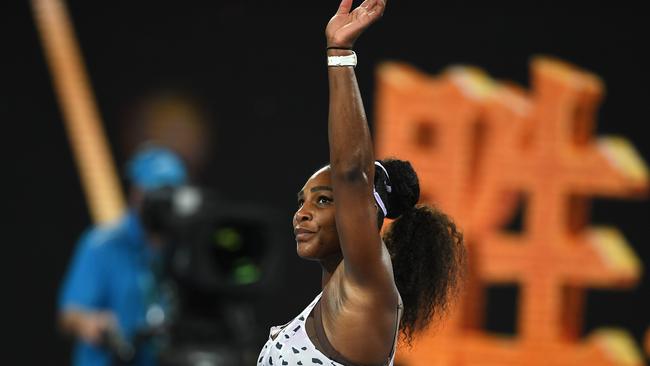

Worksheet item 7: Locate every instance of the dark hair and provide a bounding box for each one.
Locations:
[374,158,466,345]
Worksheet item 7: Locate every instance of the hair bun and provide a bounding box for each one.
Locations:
[380,158,420,219]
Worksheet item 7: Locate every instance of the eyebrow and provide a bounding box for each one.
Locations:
[297,186,333,199]
[311,186,333,193]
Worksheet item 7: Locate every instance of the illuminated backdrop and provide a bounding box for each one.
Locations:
[375,58,649,366]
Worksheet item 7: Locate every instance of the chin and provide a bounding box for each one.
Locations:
[296,240,322,260]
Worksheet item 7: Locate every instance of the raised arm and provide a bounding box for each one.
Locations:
[326,0,389,285]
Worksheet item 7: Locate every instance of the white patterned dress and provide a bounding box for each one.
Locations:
[256,292,397,366]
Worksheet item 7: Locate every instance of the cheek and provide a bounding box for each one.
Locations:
[321,209,339,242]
[321,220,339,247]
[296,225,338,259]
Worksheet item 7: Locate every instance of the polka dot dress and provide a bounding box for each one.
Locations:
[258,292,394,366]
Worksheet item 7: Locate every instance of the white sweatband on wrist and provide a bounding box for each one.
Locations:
[327,51,357,67]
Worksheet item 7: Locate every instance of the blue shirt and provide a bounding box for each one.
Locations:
[59,211,161,366]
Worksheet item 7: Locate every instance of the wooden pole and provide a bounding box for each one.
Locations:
[31,0,125,224]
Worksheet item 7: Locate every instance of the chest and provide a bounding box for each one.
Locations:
[257,307,342,366]
[104,247,156,308]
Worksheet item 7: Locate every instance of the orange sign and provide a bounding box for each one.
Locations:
[375,58,648,366]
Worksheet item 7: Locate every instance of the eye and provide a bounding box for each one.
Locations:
[297,199,304,208]
[317,196,333,205]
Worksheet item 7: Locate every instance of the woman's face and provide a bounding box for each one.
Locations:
[293,166,341,261]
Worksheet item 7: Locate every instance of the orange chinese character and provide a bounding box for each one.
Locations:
[375,57,648,366]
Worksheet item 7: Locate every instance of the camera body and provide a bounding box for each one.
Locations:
[137,185,283,366]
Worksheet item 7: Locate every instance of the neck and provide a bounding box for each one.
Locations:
[320,253,343,288]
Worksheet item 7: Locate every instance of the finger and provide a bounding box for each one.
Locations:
[355,0,383,18]
[359,2,383,23]
[366,7,384,19]
[337,0,353,14]
[358,0,376,10]
[367,0,385,15]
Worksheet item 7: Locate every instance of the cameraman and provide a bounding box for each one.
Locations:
[58,144,188,366]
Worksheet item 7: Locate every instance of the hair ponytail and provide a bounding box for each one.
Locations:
[375,158,466,344]
[384,205,465,344]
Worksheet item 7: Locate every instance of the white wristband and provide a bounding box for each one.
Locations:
[327,51,357,67]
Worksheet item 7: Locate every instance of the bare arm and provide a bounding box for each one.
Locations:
[326,0,392,288]
[321,2,401,362]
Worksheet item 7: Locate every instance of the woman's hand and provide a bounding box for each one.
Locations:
[326,0,385,49]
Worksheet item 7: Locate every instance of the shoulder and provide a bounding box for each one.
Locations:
[76,216,130,254]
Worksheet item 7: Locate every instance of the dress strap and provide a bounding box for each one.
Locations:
[301,291,323,318]
[386,303,403,361]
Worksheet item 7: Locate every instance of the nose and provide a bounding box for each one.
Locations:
[293,205,312,224]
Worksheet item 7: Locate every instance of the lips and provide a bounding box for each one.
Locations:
[294,227,316,242]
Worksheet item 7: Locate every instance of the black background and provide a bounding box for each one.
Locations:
[2,2,649,364]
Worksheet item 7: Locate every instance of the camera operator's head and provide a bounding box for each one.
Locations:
[125,143,188,215]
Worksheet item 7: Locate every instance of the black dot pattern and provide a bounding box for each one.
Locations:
[256,292,396,366]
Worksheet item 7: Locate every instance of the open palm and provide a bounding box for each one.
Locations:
[326,0,386,48]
